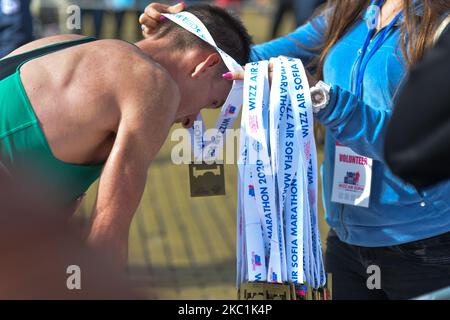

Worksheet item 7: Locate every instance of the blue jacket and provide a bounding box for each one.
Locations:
[251,7,450,247]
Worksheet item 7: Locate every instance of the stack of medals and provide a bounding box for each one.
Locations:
[236,58,331,301]
[160,11,331,301]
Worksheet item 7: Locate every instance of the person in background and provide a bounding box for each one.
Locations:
[79,0,107,38]
[0,0,33,58]
[37,0,61,36]
[385,19,450,190]
[271,0,325,38]
[111,0,135,38]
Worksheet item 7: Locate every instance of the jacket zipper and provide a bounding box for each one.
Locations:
[339,204,349,240]
[350,51,362,93]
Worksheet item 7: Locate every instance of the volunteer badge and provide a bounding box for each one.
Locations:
[331,142,373,208]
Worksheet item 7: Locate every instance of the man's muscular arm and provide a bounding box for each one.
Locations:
[88,58,179,267]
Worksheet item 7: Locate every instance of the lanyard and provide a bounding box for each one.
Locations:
[238,57,326,288]
[354,0,403,97]
[283,56,325,288]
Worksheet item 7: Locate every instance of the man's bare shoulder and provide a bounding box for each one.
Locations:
[5,35,179,125]
[2,34,86,59]
[100,39,176,87]
[6,34,177,97]
[98,40,180,116]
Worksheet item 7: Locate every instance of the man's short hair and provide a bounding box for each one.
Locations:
[153,4,253,67]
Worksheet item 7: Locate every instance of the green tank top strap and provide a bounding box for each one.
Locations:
[0,37,97,82]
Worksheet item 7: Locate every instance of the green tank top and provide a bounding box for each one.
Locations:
[0,37,104,205]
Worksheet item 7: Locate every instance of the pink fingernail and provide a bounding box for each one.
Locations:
[160,15,167,22]
[222,72,233,80]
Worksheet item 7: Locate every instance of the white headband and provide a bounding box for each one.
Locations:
[162,12,245,161]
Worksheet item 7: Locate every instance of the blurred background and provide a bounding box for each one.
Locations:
[1,0,327,299]
[26,0,324,43]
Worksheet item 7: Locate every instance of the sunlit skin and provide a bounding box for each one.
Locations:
[3,28,231,268]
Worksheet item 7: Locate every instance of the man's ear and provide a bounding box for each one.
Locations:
[191,53,221,79]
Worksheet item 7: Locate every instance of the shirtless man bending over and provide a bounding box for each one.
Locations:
[0,4,251,266]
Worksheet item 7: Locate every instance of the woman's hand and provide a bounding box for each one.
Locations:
[139,2,185,37]
[223,62,317,87]
[223,63,274,85]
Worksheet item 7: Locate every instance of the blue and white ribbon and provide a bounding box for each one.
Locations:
[239,58,326,288]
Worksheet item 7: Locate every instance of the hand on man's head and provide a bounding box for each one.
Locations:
[139,2,185,37]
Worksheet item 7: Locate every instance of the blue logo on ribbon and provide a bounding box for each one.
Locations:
[272,272,278,282]
[226,105,237,115]
[249,185,256,197]
[254,254,262,266]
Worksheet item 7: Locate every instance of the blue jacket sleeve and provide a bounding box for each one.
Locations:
[316,86,392,162]
[250,11,329,69]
